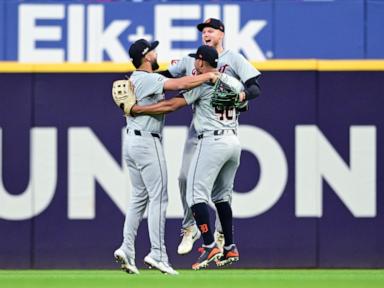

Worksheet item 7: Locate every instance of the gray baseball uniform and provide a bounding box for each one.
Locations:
[181,77,242,207]
[120,71,170,264]
[169,50,261,229]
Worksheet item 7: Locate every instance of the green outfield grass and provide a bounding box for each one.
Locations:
[1,269,384,288]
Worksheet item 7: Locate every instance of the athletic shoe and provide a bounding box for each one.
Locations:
[177,225,201,255]
[144,255,179,275]
[114,248,139,274]
[214,231,225,251]
[216,244,239,267]
[192,244,223,270]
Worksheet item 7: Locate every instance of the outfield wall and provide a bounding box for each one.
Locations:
[0,61,383,268]
[1,0,384,62]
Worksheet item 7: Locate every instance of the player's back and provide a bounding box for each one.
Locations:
[126,71,166,134]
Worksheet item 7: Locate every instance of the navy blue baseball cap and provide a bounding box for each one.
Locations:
[197,18,225,32]
[189,45,218,68]
[129,39,159,63]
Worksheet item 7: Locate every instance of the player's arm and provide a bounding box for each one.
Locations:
[132,96,187,115]
[163,73,218,91]
[132,85,201,115]
[243,76,261,100]
[218,73,244,93]
[232,53,261,100]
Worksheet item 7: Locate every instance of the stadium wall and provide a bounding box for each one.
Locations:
[0,61,383,269]
[0,0,384,62]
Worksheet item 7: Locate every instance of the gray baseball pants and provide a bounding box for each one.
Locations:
[120,130,169,263]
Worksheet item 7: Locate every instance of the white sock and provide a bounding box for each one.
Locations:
[224,244,235,250]
[203,242,216,248]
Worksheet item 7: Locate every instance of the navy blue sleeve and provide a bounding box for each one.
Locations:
[244,76,261,100]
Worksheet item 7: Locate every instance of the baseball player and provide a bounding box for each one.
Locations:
[159,18,261,255]
[113,39,218,275]
[132,45,244,269]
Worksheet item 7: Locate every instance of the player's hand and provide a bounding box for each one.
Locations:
[235,92,249,112]
[130,104,138,117]
[239,91,246,102]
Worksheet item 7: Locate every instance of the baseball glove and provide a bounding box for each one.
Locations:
[112,79,136,116]
[211,77,238,109]
[235,100,249,112]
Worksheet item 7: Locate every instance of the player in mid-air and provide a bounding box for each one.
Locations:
[159,18,261,255]
[113,39,218,275]
[132,45,244,269]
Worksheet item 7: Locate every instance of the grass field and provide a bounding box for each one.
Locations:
[1,269,384,288]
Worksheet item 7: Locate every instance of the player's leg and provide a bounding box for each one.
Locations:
[212,191,231,250]
[212,165,234,250]
[115,162,146,274]
[121,161,148,255]
[186,137,232,269]
[140,137,178,275]
[212,163,237,250]
[114,135,148,274]
[177,123,200,255]
[190,202,221,270]
[179,124,198,228]
[211,137,241,267]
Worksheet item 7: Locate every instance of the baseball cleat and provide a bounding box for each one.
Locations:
[114,248,139,274]
[192,244,223,270]
[216,244,239,267]
[144,255,179,275]
[214,231,225,251]
[177,225,201,255]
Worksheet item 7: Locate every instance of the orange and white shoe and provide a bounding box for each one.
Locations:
[216,244,239,267]
[192,244,223,270]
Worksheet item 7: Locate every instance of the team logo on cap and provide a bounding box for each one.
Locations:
[198,54,203,58]
[142,47,149,55]
[205,18,211,23]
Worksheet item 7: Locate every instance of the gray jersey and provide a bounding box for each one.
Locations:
[183,74,243,134]
[169,49,261,82]
[168,57,195,77]
[118,71,171,266]
[126,71,168,134]
[175,49,259,232]
[184,77,242,209]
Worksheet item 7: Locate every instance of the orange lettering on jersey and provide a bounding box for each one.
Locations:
[218,64,229,73]
[199,224,209,233]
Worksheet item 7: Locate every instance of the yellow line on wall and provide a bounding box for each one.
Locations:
[252,60,384,71]
[317,60,384,71]
[252,60,319,71]
[0,60,384,73]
